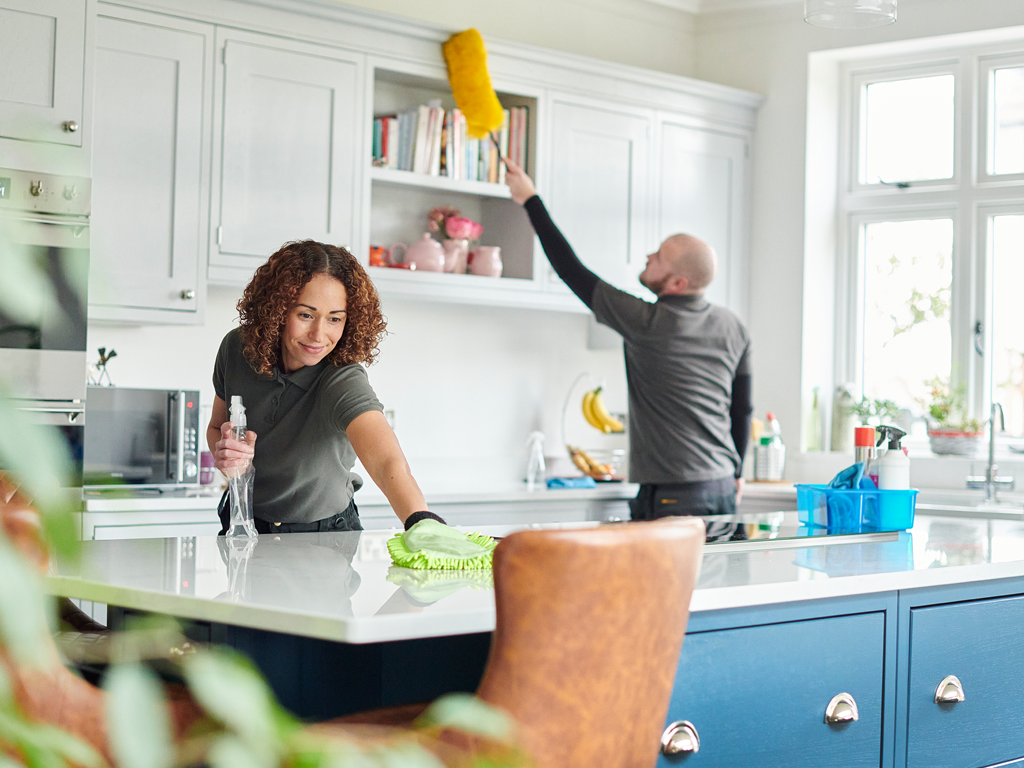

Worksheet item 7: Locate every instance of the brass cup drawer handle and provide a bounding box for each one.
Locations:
[824,692,859,724]
[661,720,700,755]
[934,675,965,704]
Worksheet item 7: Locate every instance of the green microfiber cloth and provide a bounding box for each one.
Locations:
[387,565,494,602]
[387,519,497,570]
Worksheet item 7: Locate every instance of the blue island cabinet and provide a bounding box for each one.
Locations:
[898,578,1024,768]
[659,594,898,768]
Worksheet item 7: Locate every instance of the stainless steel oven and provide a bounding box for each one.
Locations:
[0,167,91,489]
[84,387,201,489]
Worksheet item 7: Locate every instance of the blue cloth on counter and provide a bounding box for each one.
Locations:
[825,463,877,532]
[827,462,876,490]
[546,477,598,489]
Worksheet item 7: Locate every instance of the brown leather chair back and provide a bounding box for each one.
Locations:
[476,517,705,768]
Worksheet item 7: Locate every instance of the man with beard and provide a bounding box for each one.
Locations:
[503,159,753,520]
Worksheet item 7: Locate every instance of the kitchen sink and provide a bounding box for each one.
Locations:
[915,488,1024,520]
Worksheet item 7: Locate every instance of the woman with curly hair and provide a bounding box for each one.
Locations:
[207,240,441,533]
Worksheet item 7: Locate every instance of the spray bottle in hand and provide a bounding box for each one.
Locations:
[226,395,257,539]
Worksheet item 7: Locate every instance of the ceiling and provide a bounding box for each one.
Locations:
[640,0,796,13]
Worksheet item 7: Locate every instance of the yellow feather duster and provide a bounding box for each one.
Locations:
[442,29,505,140]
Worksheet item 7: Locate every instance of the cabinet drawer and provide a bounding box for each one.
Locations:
[660,612,884,767]
[907,594,1024,768]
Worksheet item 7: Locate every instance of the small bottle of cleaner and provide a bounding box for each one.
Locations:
[876,425,909,490]
[526,431,546,491]
[854,426,877,481]
[226,395,257,539]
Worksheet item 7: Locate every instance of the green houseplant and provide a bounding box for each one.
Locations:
[918,376,985,456]
[847,397,902,427]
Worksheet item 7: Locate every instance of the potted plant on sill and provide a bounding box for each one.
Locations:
[918,376,985,456]
[847,396,903,428]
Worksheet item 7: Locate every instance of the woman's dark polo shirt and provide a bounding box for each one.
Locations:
[213,327,382,525]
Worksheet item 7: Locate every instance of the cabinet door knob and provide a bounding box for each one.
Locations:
[934,675,965,704]
[180,289,195,300]
[824,692,859,724]
[62,120,79,133]
[661,720,700,755]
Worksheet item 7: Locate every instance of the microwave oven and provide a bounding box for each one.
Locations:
[83,386,201,488]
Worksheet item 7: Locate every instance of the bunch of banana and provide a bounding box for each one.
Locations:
[582,387,624,433]
[567,445,615,479]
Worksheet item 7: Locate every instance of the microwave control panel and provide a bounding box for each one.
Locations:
[179,391,200,483]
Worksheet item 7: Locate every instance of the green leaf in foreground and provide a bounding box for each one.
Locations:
[0,394,73,515]
[363,741,446,768]
[183,648,299,749]
[416,693,514,741]
[207,734,276,768]
[0,537,50,667]
[104,663,174,768]
[0,702,104,768]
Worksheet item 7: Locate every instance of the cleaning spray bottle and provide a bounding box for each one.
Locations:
[526,431,546,491]
[875,425,909,490]
[226,395,257,539]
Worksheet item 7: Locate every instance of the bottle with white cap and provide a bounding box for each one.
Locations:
[876,425,910,490]
[226,395,257,538]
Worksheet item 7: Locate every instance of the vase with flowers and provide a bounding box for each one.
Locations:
[918,375,986,455]
[428,205,484,274]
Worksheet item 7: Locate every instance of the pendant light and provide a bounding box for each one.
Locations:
[804,0,897,29]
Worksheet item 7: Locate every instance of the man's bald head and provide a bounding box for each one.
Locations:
[639,234,718,296]
[662,234,717,292]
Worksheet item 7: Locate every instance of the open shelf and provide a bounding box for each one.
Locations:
[370,167,511,198]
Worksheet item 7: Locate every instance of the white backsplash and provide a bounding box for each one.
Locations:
[86,284,630,492]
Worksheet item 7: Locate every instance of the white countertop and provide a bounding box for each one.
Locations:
[46,511,1024,644]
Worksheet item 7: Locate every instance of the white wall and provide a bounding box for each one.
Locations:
[330,0,698,77]
[87,287,630,492]
[694,0,1024,482]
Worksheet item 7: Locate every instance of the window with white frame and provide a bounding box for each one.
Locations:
[839,44,1024,441]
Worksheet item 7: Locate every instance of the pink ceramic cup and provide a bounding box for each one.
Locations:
[468,246,502,277]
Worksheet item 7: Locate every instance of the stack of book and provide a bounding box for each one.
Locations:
[372,104,529,184]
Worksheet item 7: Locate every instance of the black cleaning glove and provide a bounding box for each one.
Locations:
[403,511,447,530]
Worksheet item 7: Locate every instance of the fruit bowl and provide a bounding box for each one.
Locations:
[567,446,626,481]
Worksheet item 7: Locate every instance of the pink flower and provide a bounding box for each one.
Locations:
[446,216,484,241]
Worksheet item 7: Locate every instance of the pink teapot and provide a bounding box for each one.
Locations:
[390,233,445,272]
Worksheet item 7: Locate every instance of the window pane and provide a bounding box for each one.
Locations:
[862,219,953,410]
[991,215,1024,435]
[863,75,954,184]
[992,67,1024,175]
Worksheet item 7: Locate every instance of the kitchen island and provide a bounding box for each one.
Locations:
[48,511,1024,768]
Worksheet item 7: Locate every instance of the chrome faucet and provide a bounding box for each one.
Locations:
[966,402,1015,502]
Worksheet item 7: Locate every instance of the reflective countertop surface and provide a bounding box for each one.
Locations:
[46,512,1024,644]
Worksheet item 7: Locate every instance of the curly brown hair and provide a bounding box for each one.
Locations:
[237,241,387,375]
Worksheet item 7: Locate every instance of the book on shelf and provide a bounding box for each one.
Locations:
[384,116,399,169]
[401,109,418,171]
[467,136,479,183]
[498,108,510,183]
[428,105,444,176]
[412,104,431,174]
[373,100,529,184]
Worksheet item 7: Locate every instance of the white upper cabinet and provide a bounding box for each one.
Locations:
[656,117,749,317]
[69,0,761,319]
[0,0,86,147]
[89,9,211,323]
[546,98,652,297]
[208,32,362,282]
